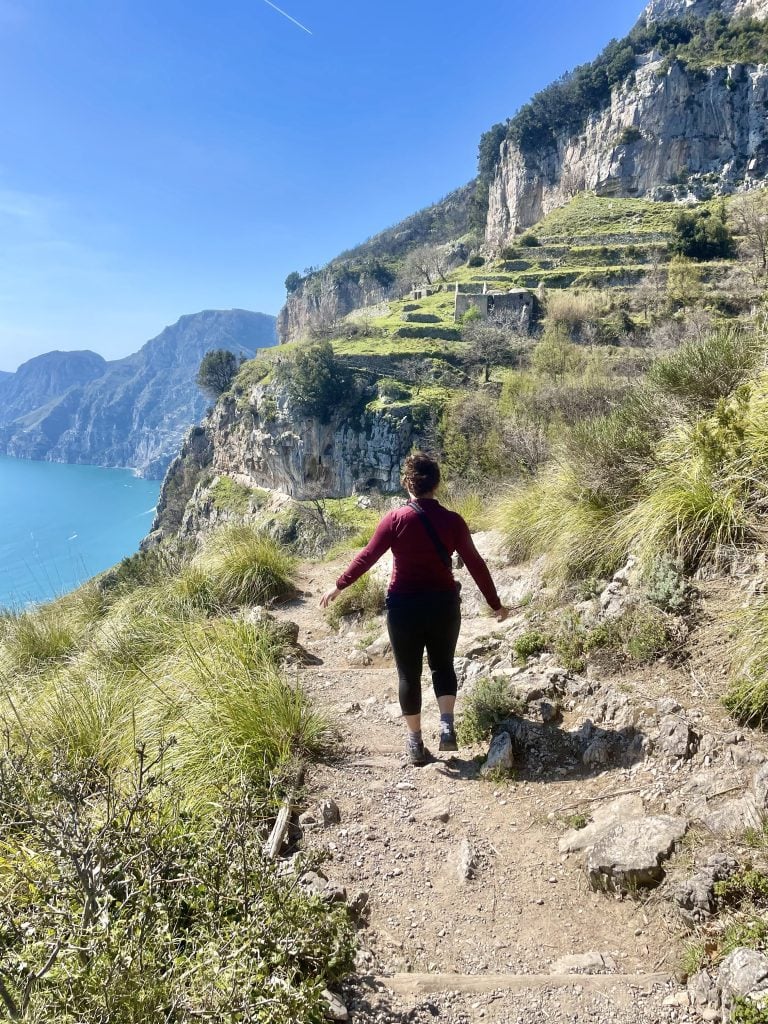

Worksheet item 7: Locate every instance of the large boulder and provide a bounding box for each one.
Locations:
[586,815,688,892]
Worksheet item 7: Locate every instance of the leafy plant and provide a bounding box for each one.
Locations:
[644,553,691,614]
[457,676,523,744]
[197,348,240,400]
[513,630,550,662]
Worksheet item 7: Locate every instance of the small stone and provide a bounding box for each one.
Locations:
[481,732,514,777]
[550,952,616,975]
[319,798,341,827]
[322,989,348,1021]
[347,649,371,667]
[663,992,690,1007]
[456,838,478,881]
[422,798,451,823]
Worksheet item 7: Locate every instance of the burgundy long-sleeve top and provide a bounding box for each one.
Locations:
[335,498,502,610]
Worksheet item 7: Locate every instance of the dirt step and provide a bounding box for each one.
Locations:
[379,973,674,997]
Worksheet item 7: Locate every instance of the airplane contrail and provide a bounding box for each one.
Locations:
[262,0,312,34]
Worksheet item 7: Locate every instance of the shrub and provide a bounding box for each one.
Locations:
[644,553,691,614]
[197,526,296,607]
[513,630,550,661]
[672,203,735,261]
[457,676,523,744]
[732,998,768,1024]
[467,255,485,267]
[210,476,267,515]
[648,328,764,413]
[0,751,354,1023]
[326,575,386,631]
[585,605,676,664]
[531,324,586,380]
[285,270,303,293]
[276,341,353,423]
[619,125,642,144]
[519,233,540,247]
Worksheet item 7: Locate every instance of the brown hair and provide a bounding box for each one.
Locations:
[402,452,441,497]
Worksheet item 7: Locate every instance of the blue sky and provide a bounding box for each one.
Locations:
[0,0,641,372]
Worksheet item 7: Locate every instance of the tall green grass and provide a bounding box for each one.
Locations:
[0,524,318,805]
[495,329,768,581]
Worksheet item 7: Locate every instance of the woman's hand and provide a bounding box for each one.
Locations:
[494,605,511,622]
[320,587,341,609]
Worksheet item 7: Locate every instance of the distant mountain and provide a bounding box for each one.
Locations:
[0,309,277,478]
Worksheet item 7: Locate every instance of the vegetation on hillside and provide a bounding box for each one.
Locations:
[0,526,356,1020]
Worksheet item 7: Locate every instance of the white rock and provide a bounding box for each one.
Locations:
[481,732,514,777]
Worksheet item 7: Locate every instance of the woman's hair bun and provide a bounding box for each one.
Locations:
[402,452,441,497]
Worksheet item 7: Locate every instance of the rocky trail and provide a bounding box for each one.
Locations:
[267,544,768,1024]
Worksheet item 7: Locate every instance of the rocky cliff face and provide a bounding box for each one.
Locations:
[643,0,768,21]
[486,54,768,247]
[0,350,107,423]
[147,378,416,542]
[0,310,277,478]
[278,271,397,347]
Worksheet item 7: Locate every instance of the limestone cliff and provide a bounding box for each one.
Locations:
[486,56,768,247]
[147,378,416,542]
[643,0,768,21]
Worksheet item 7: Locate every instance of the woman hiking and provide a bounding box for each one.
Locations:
[321,452,509,766]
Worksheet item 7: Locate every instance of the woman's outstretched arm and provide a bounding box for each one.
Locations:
[320,512,394,607]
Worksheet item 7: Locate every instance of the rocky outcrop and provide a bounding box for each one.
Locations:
[147,378,417,541]
[0,309,277,478]
[278,271,397,347]
[277,183,476,345]
[643,0,768,21]
[486,55,768,247]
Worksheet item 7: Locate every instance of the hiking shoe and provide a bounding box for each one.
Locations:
[406,739,428,766]
[439,728,458,752]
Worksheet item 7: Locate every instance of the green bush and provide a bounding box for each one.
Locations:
[0,752,354,1023]
[732,999,768,1024]
[198,526,296,607]
[725,593,768,725]
[619,126,642,144]
[276,341,353,424]
[326,575,386,631]
[457,676,523,744]
[467,254,486,267]
[197,348,240,400]
[513,630,550,661]
[672,204,735,261]
[519,233,540,247]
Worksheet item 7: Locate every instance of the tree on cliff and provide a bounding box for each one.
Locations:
[277,341,352,424]
[196,349,240,400]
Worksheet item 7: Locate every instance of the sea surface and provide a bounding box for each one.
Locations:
[0,455,161,609]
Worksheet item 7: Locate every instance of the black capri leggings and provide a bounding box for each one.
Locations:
[385,591,462,717]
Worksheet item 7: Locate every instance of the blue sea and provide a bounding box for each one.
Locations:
[0,455,161,609]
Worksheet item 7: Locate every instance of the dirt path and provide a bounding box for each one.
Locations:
[274,562,693,1024]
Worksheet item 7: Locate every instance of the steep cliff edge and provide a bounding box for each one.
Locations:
[147,375,417,543]
[485,1,768,248]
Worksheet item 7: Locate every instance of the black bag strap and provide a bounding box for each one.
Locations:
[407,501,452,568]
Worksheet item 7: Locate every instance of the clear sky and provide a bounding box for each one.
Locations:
[0,0,642,372]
